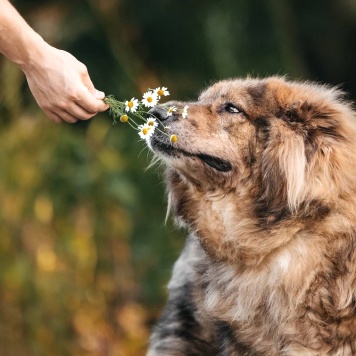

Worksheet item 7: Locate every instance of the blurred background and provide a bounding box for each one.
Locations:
[0,0,355,355]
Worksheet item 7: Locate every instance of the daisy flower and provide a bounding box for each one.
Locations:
[105,90,179,144]
[120,114,129,122]
[147,117,158,127]
[182,105,189,119]
[155,87,170,98]
[138,123,155,140]
[125,98,139,112]
[142,91,158,108]
[167,106,177,117]
[170,134,178,143]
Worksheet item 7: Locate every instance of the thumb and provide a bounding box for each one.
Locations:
[94,89,105,100]
[82,72,96,94]
[82,73,105,100]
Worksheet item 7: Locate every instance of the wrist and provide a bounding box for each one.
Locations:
[0,2,50,73]
[17,33,50,74]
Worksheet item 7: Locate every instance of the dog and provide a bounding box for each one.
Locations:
[146,77,356,355]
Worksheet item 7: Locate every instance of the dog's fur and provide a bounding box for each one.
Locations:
[146,77,356,355]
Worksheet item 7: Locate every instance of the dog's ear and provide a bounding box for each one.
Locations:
[256,115,306,220]
[256,99,343,219]
[260,130,306,214]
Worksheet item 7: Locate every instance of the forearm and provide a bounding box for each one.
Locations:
[0,0,108,123]
[0,0,46,71]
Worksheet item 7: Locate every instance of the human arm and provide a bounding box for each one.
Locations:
[0,0,108,123]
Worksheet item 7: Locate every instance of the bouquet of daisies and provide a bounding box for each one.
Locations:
[104,87,188,143]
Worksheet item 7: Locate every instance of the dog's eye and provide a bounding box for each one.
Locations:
[224,103,241,114]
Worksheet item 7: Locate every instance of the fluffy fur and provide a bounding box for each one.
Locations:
[146,77,356,355]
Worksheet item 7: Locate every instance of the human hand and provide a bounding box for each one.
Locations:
[22,43,108,124]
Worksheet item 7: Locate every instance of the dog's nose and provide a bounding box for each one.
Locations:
[148,106,169,121]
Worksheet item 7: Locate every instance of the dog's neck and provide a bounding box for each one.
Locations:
[167,168,353,270]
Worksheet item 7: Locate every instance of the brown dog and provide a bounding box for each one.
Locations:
[146,77,356,355]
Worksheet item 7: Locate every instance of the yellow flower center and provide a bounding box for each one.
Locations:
[170,135,178,143]
[147,97,153,103]
[143,127,150,135]
[128,101,134,108]
[158,89,164,96]
[148,121,154,126]
[120,115,128,122]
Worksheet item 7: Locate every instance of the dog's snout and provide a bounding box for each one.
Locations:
[148,106,169,121]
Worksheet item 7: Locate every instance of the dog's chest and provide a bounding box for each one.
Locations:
[195,249,356,355]
[198,258,287,323]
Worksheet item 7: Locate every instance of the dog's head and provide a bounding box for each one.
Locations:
[147,77,356,262]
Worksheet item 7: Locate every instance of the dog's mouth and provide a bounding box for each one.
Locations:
[196,153,232,172]
[150,137,232,172]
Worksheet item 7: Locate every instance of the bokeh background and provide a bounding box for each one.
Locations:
[0,0,355,355]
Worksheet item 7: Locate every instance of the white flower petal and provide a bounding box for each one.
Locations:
[142,91,159,108]
[138,123,155,140]
[155,87,170,97]
[182,105,189,118]
[125,98,139,112]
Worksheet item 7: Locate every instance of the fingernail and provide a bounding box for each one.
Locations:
[95,90,105,99]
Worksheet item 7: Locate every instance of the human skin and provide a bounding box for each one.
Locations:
[0,0,108,123]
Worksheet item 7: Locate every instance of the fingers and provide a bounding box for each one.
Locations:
[80,68,108,112]
[44,98,104,123]
[45,109,78,124]
[56,110,78,124]
[46,111,63,124]
[66,102,97,121]
[75,86,109,114]
[81,69,96,94]
[54,99,103,122]
[24,47,109,125]
[94,89,105,100]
